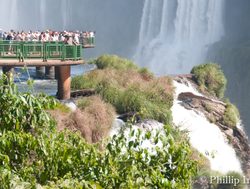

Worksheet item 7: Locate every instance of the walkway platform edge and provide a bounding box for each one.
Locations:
[0,59,84,66]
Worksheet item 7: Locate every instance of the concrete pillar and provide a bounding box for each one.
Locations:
[57,66,71,100]
[55,66,59,80]
[45,66,55,79]
[36,66,45,79]
[2,66,14,83]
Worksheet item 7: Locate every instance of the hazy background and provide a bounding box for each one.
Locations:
[0,0,144,58]
[207,0,250,135]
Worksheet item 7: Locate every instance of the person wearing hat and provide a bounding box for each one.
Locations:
[45,30,50,41]
[64,33,73,45]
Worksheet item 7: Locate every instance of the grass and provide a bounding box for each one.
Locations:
[75,96,116,143]
[223,100,240,128]
[72,55,174,125]
[54,103,71,113]
[191,63,227,99]
[50,96,116,143]
[94,54,139,70]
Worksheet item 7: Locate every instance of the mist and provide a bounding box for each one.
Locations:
[134,0,225,75]
[0,0,144,58]
[207,0,250,135]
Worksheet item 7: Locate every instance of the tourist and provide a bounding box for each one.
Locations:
[0,29,95,46]
[0,29,3,40]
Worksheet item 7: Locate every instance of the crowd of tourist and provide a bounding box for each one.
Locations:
[0,29,95,45]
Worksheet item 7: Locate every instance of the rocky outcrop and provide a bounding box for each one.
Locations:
[174,76,250,177]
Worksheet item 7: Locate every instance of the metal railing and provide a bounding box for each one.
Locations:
[80,37,95,48]
[0,41,83,61]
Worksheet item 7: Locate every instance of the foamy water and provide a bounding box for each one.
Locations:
[1,64,97,96]
[110,119,165,155]
[172,80,242,174]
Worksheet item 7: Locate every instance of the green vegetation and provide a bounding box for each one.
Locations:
[72,55,173,124]
[223,100,240,128]
[0,75,197,188]
[95,54,139,70]
[54,103,71,113]
[50,95,116,143]
[191,63,227,98]
[75,96,116,143]
[0,77,57,133]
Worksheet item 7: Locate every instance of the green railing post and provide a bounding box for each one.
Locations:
[0,40,87,61]
[62,44,65,61]
[74,46,77,61]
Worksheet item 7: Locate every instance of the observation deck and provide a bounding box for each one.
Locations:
[0,39,95,100]
[0,40,94,64]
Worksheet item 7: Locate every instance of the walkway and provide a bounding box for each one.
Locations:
[0,40,94,100]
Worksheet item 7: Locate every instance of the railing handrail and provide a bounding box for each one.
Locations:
[0,39,94,47]
[0,40,83,61]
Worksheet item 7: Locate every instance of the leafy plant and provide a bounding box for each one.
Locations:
[223,101,240,127]
[0,75,57,133]
[0,75,197,188]
[94,54,139,70]
[191,63,227,98]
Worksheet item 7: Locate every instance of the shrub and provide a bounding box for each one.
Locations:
[0,76,57,133]
[223,101,240,128]
[138,67,154,80]
[75,96,116,143]
[0,125,198,188]
[50,96,116,143]
[94,54,138,70]
[191,63,227,98]
[0,74,197,188]
[71,58,174,125]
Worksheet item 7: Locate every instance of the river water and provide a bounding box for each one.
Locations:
[11,64,96,96]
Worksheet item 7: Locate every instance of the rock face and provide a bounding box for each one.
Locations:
[175,76,250,177]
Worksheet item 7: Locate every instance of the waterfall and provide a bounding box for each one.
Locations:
[172,80,242,174]
[10,0,18,29]
[40,0,46,29]
[61,0,72,30]
[62,0,67,29]
[134,0,225,75]
[0,0,18,30]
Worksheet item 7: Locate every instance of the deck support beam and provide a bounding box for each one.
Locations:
[36,66,45,79]
[55,66,59,80]
[45,66,55,79]
[57,65,71,100]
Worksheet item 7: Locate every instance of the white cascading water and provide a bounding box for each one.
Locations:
[62,0,68,30]
[134,0,225,75]
[10,0,18,29]
[40,0,46,29]
[61,0,72,30]
[0,0,18,30]
[172,80,242,174]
